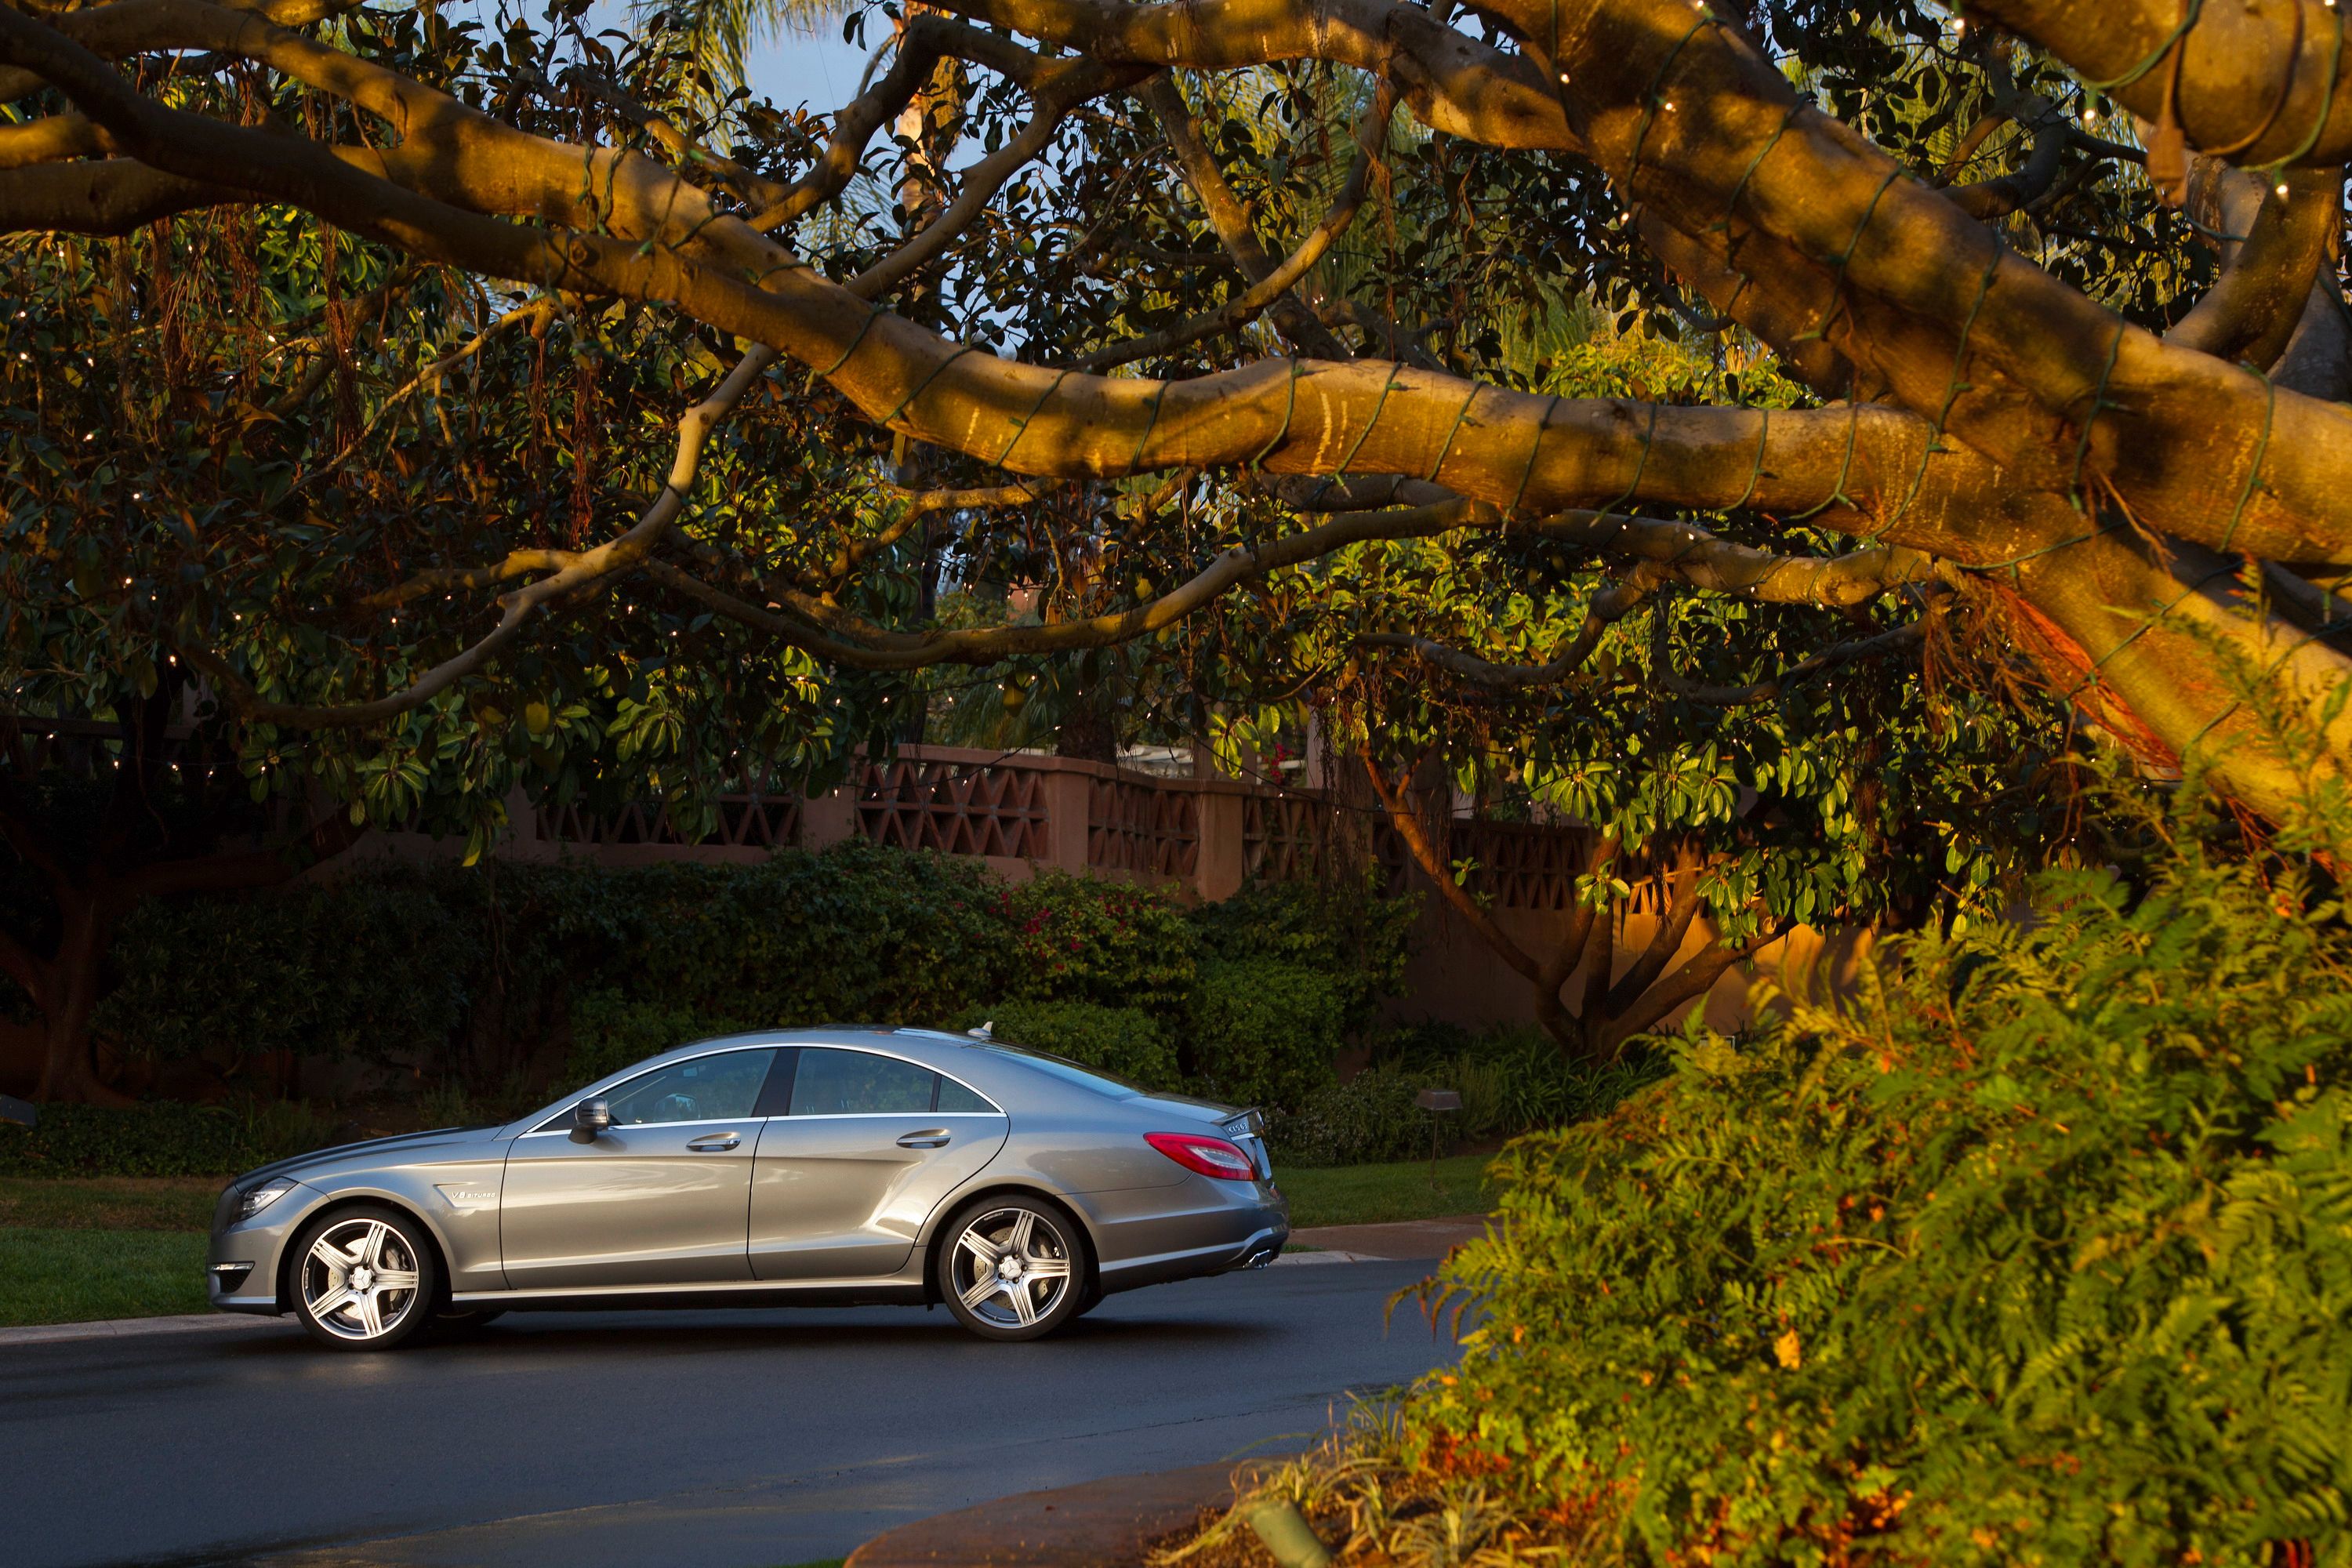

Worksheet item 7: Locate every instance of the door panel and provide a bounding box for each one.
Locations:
[498,1046,780,1290]
[499,1123,759,1288]
[749,1114,1008,1280]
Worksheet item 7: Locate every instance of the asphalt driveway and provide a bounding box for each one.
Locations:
[1,1259,1457,1568]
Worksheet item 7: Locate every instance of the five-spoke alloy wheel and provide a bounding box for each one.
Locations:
[289,1204,438,1350]
[936,1196,1087,1341]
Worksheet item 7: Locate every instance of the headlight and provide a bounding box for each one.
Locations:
[236,1179,299,1222]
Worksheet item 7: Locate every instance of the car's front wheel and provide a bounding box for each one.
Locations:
[936,1196,1088,1341]
[289,1205,438,1350]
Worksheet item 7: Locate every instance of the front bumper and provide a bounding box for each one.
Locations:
[205,1183,321,1315]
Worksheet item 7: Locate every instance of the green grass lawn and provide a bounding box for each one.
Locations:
[0,1156,1497,1327]
[1276,1152,1499,1229]
[0,1175,220,1231]
[0,1229,211,1326]
[0,1176,219,1327]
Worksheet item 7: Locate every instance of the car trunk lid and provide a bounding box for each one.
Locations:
[1219,1108,1272,1179]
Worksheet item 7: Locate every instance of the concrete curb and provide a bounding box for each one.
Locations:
[1287,1214,1489,1260]
[844,1461,1264,1567]
[0,1312,295,1348]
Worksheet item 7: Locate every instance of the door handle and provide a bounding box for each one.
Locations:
[896,1129,952,1149]
[685,1132,742,1152]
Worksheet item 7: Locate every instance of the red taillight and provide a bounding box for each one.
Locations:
[1145,1131,1258,1181]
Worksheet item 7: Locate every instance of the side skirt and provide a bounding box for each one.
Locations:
[450,1276,930,1312]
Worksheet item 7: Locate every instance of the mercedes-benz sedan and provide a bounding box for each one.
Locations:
[206,1028,1289,1348]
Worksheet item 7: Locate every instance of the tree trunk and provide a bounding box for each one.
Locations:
[31,891,130,1106]
[1054,699,1120,763]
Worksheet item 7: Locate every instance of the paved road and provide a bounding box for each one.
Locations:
[2,1261,1457,1568]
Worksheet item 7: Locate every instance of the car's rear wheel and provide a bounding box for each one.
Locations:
[289,1205,437,1350]
[936,1196,1087,1341]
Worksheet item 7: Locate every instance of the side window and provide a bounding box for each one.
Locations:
[604,1049,777,1126]
[789,1050,938,1115]
[937,1077,997,1114]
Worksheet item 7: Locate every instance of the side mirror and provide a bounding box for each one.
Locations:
[569,1098,613,1143]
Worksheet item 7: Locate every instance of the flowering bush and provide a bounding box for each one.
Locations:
[999,871,1198,1014]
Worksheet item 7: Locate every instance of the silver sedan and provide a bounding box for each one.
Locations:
[205,1028,1290,1347]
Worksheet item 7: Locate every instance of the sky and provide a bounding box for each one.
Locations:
[566,0,877,118]
[742,25,873,115]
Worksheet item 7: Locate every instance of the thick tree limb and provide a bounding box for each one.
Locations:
[0,158,236,231]
[928,0,1573,151]
[2171,159,2339,371]
[1965,0,2352,172]
[1361,749,1548,989]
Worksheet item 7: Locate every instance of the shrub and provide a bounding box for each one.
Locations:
[97,867,473,1070]
[1192,877,1418,1035]
[1269,1065,1428,1166]
[1186,957,1341,1112]
[566,989,751,1086]
[532,842,1018,1028]
[1403,845,2352,1565]
[955,1000,1180,1089]
[1376,1024,1668,1139]
[0,1100,336,1178]
[1001,871,1198,1013]
[24,843,1423,1115]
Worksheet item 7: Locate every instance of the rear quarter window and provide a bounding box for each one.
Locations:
[937,1077,998,1113]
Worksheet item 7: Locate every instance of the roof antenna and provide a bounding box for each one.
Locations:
[966,1021,994,1040]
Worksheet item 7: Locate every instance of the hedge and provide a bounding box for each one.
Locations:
[953,1000,1179,1088]
[0,1101,333,1178]
[1185,956,1344,1112]
[48,846,1417,1127]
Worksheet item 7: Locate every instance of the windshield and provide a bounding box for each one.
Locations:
[979,1042,1144,1098]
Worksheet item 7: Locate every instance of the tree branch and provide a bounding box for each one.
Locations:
[646,495,1480,667]
[192,345,779,727]
[1658,598,1947,707]
[1099,74,1381,369]
[1361,749,1546,988]
[2170,159,2339,371]
[1964,0,2352,172]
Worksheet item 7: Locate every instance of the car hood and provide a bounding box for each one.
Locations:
[230,1125,499,1189]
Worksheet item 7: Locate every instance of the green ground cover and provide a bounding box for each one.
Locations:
[0,1229,210,1326]
[1276,1154,1497,1229]
[0,1177,219,1328]
[0,1175,219,1231]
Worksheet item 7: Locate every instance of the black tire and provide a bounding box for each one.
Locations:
[287,1203,440,1351]
[934,1195,1091,1341]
